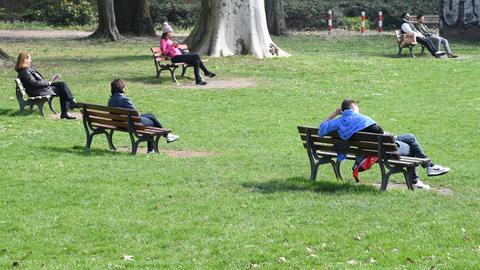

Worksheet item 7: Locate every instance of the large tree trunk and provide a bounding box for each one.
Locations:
[265,0,287,36]
[440,0,480,40]
[114,0,156,37]
[186,0,289,58]
[90,0,122,41]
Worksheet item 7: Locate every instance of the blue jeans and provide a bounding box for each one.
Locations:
[395,133,430,180]
[140,114,163,151]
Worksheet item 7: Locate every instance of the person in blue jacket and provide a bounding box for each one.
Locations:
[108,79,179,153]
[319,98,450,190]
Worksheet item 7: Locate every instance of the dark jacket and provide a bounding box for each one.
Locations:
[108,92,137,111]
[17,67,55,97]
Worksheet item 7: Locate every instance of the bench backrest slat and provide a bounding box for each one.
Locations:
[85,110,142,123]
[297,126,400,159]
[79,103,140,116]
[15,78,28,97]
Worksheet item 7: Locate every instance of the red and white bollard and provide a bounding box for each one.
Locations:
[328,10,333,33]
[361,11,365,35]
[378,11,383,34]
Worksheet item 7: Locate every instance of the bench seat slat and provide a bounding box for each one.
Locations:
[89,116,145,130]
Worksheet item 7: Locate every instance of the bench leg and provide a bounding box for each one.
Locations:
[333,159,343,180]
[403,167,415,190]
[421,45,425,55]
[169,67,179,85]
[19,102,26,113]
[48,97,57,114]
[37,101,47,117]
[107,130,116,151]
[181,65,187,77]
[409,46,415,58]
[156,69,161,79]
[153,135,162,153]
[398,47,403,57]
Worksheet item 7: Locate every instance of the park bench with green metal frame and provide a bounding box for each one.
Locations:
[79,103,170,155]
[297,126,431,191]
[150,46,190,84]
[15,78,57,117]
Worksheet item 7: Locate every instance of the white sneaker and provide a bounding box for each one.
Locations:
[166,133,179,143]
[427,164,450,176]
[413,180,430,190]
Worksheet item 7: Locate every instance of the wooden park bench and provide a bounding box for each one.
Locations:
[297,126,431,191]
[150,46,190,84]
[396,15,439,57]
[394,30,425,58]
[79,103,170,155]
[15,78,57,117]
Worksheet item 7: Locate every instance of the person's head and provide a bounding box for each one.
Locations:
[15,52,31,72]
[401,12,410,20]
[111,79,126,95]
[341,98,359,113]
[161,22,173,39]
[417,15,425,23]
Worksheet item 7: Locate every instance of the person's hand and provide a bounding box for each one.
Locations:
[334,107,342,116]
[48,81,52,86]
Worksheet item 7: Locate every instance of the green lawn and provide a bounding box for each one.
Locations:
[1,32,479,269]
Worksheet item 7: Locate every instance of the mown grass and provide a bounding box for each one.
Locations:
[0,31,479,269]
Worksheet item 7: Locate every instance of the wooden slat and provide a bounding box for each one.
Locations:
[299,134,398,152]
[151,47,161,53]
[297,126,395,143]
[315,150,415,167]
[86,110,142,123]
[304,143,401,160]
[78,103,139,116]
[89,116,145,130]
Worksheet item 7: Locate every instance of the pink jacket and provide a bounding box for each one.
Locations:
[160,38,181,59]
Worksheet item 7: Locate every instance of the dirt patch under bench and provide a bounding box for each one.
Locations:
[176,78,256,89]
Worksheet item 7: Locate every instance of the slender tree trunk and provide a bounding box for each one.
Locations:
[114,0,156,37]
[265,0,287,35]
[90,0,122,41]
[186,0,289,58]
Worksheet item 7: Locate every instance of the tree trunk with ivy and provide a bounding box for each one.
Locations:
[186,0,289,58]
[265,0,287,36]
[114,0,156,36]
[90,0,123,41]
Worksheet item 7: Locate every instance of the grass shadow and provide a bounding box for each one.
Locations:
[242,176,379,195]
[124,74,195,86]
[0,108,41,117]
[38,145,131,157]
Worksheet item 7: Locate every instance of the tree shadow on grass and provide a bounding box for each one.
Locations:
[38,145,131,157]
[242,176,379,194]
[0,108,40,117]
[124,74,195,86]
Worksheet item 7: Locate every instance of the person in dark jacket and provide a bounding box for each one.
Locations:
[108,79,179,153]
[15,52,77,119]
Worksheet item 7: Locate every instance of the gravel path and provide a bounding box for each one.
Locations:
[0,29,92,39]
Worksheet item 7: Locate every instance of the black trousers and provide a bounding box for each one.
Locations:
[416,37,437,56]
[140,113,163,151]
[172,53,210,83]
[51,81,75,115]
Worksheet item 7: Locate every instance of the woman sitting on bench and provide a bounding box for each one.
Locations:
[15,52,78,119]
[107,79,179,153]
[160,22,215,85]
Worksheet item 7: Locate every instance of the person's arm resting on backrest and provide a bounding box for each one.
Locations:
[319,108,342,137]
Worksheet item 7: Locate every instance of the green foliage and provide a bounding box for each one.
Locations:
[337,16,371,30]
[284,0,441,29]
[33,0,95,26]
[149,0,199,30]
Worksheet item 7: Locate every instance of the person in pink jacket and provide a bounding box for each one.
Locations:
[160,22,215,85]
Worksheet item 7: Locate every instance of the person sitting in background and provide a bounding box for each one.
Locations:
[160,22,215,85]
[400,13,445,58]
[107,79,179,153]
[416,15,458,58]
[15,52,78,119]
[319,99,450,190]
